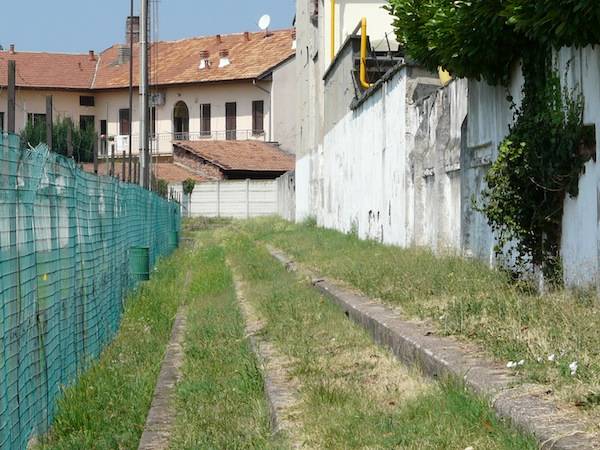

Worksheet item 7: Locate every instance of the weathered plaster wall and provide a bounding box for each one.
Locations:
[272,57,298,153]
[297,47,600,288]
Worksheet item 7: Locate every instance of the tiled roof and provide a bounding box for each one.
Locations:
[82,162,208,183]
[174,140,295,172]
[0,51,97,89]
[0,29,295,90]
[93,29,295,89]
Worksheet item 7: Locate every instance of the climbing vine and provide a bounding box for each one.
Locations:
[385,1,599,282]
[479,46,593,281]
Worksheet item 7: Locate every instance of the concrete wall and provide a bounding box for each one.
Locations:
[171,180,278,219]
[277,171,296,221]
[296,46,600,288]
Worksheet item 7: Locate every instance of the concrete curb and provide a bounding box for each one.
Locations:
[138,309,187,450]
[231,269,303,448]
[267,245,600,450]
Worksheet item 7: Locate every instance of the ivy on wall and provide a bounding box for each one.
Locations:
[385,1,600,282]
[479,46,593,281]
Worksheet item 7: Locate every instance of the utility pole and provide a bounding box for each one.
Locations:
[139,0,150,189]
[128,0,134,182]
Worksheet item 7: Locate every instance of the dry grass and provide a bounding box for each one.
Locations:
[240,217,600,418]
[223,225,536,449]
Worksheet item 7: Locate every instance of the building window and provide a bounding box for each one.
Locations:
[80,115,95,131]
[80,96,95,107]
[119,108,130,135]
[27,113,46,127]
[100,120,107,136]
[0,112,4,132]
[200,104,211,136]
[252,100,264,136]
[225,102,237,140]
[173,101,189,140]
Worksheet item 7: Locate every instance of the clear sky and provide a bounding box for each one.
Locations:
[1,0,296,53]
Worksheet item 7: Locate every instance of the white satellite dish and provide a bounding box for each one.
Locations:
[258,14,271,31]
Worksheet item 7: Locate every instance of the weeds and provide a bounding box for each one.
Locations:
[242,217,600,414]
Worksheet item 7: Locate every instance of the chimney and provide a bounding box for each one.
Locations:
[9,44,15,54]
[244,32,250,41]
[117,45,131,65]
[126,16,140,45]
[218,49,230,68]
[89,50,96,61]
[216,34,222,44]
[199,50,210,69]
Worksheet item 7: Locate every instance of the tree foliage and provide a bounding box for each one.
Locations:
[20,118,97,163]
[385,0,600,84]
[503,0,600,48]
[182,178,196,196]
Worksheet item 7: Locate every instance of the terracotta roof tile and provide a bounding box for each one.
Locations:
[0,29,294,90]
[93,29,295,89]
[82,162,208,183]
[0,51,97,89]
[174,140,295,172]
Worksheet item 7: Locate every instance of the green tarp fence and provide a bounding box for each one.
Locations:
[0,133,180,449]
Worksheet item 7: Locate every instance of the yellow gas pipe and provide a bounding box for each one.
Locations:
[330,0,336,62]
[360,17,373,90]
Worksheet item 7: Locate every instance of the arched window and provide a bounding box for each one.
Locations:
[173,101,189,140]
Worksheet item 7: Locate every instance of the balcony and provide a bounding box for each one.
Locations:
[104,129,266,156]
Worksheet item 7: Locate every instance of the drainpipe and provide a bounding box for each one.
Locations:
[360,17,373,90]
[330,0,336,62]
[253,79,272,142]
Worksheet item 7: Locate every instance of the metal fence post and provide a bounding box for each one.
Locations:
[246,179,250,219]
[217,180,221,218]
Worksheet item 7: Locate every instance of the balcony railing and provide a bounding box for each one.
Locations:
[105,129,266,155]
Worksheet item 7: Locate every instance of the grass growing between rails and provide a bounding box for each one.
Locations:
[170,236,283,449]
[242,218,600,416]
[37,247,196,450]
[223,229,537,449]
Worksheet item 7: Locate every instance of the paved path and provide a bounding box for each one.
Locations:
[138,308,187,450]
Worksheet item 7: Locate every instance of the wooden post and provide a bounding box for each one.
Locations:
[110,144,115,177]
[122,151,126,182]
[46,96,53,150]
[67,122,73,158]
[7,60,16,133]
[93,138,98,174]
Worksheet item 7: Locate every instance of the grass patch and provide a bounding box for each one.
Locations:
[223,228,536,449]
[37,246,196,450]
[170,236,284,449]
[239,217,600,413]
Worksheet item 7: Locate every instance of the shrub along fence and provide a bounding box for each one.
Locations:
[0,133,180,449]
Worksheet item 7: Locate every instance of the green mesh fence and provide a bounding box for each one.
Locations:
[0,133,180,450]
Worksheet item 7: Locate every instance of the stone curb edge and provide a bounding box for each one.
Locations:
[266,245,600,450]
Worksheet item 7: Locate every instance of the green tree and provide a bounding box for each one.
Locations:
[20,117,97,162]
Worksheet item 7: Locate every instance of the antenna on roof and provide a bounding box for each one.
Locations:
[258,14,271,36]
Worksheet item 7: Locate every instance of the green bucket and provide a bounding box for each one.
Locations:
[129,247,150,282]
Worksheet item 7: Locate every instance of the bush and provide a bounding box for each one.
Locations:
[182,178,196,196]
[20,118,97,162]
